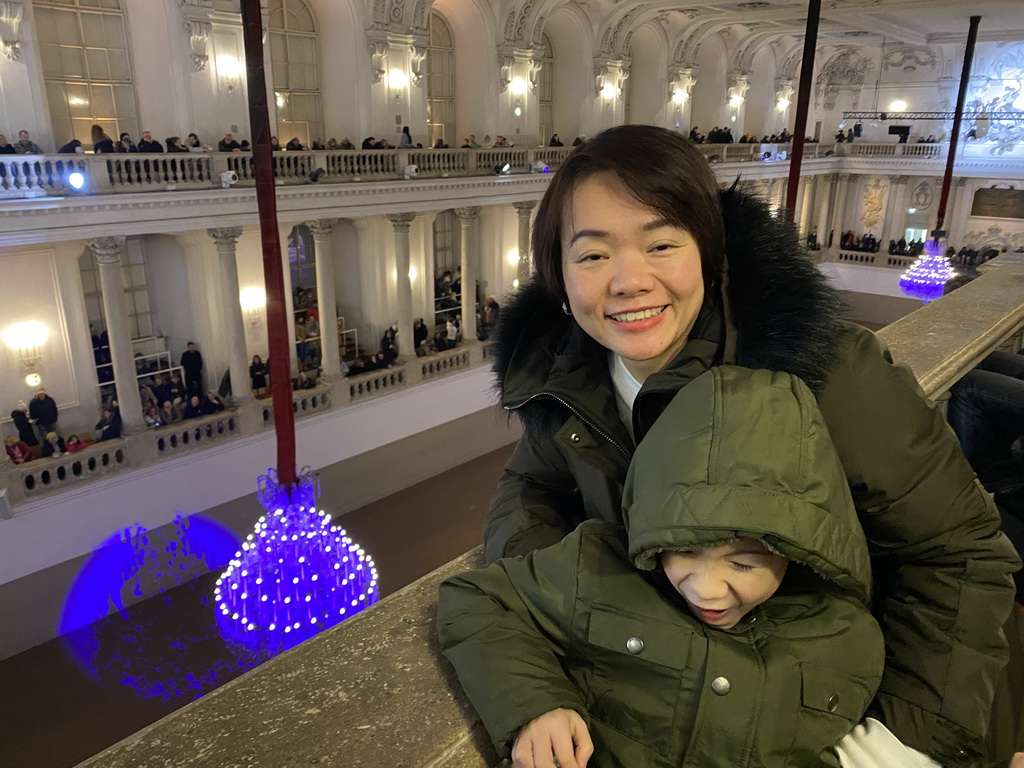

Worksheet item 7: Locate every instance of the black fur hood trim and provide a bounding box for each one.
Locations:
[490,186,849,422]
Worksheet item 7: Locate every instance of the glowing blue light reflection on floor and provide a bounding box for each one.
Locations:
[214,468,380,660]
[59,514,245,700]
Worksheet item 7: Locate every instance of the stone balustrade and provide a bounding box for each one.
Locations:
[828,250,915,268]
[75,264,1024,768]
[0,343,488,512]
[837,142,945,159]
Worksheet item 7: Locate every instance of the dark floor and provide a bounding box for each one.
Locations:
[0,443,515,768]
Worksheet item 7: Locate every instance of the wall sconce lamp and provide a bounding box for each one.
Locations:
[510,77,528,96]
[729,94,744,109]
[217,55,243,94]
[672,89,687,105]
[3,320,48,368]
[601,82,617,100]
[776,97,791,112]
[889,99,907,113]
[387,69,408,89]
[239,286,266,327]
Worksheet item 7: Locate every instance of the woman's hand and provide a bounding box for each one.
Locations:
[511,708,593,768]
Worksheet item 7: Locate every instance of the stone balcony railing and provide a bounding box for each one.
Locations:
[0,344,485,514]
[77,263,1024,768]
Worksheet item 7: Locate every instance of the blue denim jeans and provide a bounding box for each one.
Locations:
[948,350,1024,494]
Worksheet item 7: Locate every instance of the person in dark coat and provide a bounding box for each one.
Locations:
[137,131,163,153]
[29,388,59,439]
[41,432,67,458]
[482,125,1018,767]
[11,405,39,447]
[94,408,121,442]
[0,134,17,154]
[180,341,204,397]
[250,355,269,397]
[183,395,204,419]
[57,139,83,154]
[90,124,115,153]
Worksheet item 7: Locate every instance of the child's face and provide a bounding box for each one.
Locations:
[661,539,788,629]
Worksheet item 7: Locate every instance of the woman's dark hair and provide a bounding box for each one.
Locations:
[402,126,411,137]
[532,124,725,303]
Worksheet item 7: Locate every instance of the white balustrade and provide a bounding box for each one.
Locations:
[0,154,87,197]
[348,365,408,402]
[16,440,128,496]
[420,346,470,380]
[154,411,239,456]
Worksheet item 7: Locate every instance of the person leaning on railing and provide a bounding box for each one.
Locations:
[0,134,17,154]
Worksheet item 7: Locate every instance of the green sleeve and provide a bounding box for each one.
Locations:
[437,530,589,757]
[484,425,585,564]
[818,327,1021,766]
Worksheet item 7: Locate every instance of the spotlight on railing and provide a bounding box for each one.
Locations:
[308,168,326,183]
[402,164,419,180]
[493,162,511,176]
[63,170,89,193]
[220,170,239,188]
[529,161,550,173]
[762,151,772,160]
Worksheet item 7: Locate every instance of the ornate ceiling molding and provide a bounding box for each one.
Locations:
[0,0,24,62]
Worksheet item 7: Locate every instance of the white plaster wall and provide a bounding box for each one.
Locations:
[432,0,498,142]
[122,0,177,139]
[692,35,727,133]
[745,46,775,139]
[0,366,502,588]
[334,219,364,337]
[0,243,98,436]
[627,24,668,128]
[314,0,368,143]
[145,237,196,361]
[546,9,593,141]
[0,1,55,150]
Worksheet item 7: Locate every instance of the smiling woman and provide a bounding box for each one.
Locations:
[476,125,1019,768]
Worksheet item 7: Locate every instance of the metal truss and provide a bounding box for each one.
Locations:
[842,111,1024,121]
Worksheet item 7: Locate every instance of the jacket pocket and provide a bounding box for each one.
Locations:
[787,662,877,766]
[581,607,698,758]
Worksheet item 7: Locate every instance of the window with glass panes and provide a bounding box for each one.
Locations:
[269,0,322,149]
[288,225,321,371]
[426,11,454,147]
[35,0,139,147]
[78,244,154,341]
[538,35,554,144]
[432,211,459,326]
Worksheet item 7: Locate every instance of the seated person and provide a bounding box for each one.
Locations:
[218,133,242,152]
[285,137,305,151]
[94,408,121,442]
[183,395,205,419]
[202,390,226,414]
[144,405,163,428]
[4,435,33,464]
[438,368,915,768]
[293,370,317,389]
[41,431,67,458]
[159,399,182,425]
[166,373,186,403]
[65,434,86,452]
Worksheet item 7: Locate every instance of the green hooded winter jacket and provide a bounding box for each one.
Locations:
[483,189,1019,766]
[438,367,885,767]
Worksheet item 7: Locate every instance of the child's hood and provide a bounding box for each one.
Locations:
[623,366,872,604]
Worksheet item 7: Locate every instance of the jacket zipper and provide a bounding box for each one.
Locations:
[506,393,632,462]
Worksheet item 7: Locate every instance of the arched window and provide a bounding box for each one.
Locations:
[35,0,139,146]
[426,11,455,147]
[269,0,322,148]
[537,35,554,143]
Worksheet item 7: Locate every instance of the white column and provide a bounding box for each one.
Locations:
[307,219,342,379]
[386,213,416,357]
[207,227,254,405]
[454,206,480,342]
[90,237,146,434]
[815,173,836,241]
[947,179,972,247]
[880,175,910,247]
[833,173,854,240]
[513,201,535,287]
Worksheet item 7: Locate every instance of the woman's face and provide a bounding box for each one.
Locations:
[561,171,705,381]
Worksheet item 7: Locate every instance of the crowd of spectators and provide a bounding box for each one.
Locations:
[888,237,927,257]
[4,388,113,467]
[688,126,797,144]
[839,230,880,253]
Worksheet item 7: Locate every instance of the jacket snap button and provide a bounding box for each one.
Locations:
[827,694,840,712]
[625,636,644,654]
[711,676,731,696]
[570,433,581,444]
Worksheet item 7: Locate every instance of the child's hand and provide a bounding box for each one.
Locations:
[511,708,593,768]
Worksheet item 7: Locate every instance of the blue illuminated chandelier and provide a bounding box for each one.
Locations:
[899,238,957,303]
[215,468,379,659]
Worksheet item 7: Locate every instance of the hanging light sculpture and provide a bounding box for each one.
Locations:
[215,468,379,659]
[899,238,957,303]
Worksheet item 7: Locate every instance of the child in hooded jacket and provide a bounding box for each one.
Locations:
[438,367,887,768]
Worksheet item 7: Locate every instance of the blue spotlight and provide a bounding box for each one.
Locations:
[68,171,86,190]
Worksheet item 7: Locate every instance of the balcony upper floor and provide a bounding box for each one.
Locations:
[2,140,1022,246]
